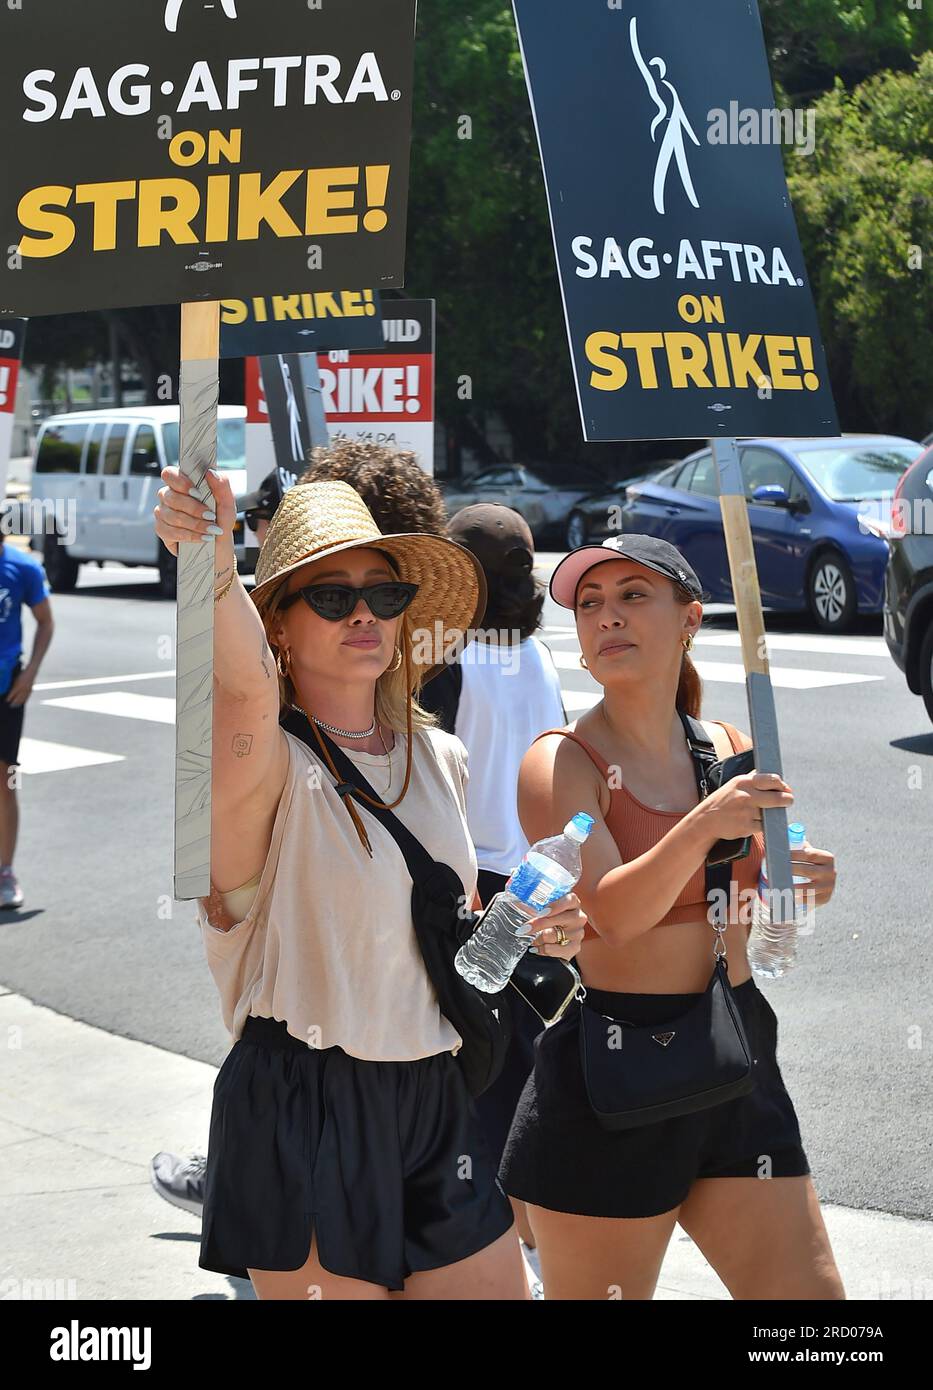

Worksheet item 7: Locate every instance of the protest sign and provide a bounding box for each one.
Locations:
[320,298,435,473]
[513,0,824,916]
[219,288,384,357]
[0,0,417,316]
[0,319,27,502]
[512,0,838,442]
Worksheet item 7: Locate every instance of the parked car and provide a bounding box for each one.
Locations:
[563,466,681,549]
[883,444,933,721]
[614,435,924,632]
[440,463,603,545]
[28,405,251,596]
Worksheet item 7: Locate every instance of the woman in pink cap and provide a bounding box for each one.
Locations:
[499,535,844,1301]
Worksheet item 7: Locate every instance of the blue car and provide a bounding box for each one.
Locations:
[617,436,924,632]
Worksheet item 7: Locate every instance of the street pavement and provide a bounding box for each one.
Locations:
[0,540,931,1299]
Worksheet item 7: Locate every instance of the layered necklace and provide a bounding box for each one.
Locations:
[291,703,395,793]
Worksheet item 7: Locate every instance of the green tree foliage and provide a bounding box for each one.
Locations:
[761,0,933,96]
[786,52,933,433]
[405,1,599,468]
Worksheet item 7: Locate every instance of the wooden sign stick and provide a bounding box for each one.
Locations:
[712,437,794,923]
[173,300,220,901]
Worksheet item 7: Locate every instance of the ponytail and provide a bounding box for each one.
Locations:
[672,579,704,718]
[676,651,702,719]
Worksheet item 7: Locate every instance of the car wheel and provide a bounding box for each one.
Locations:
[157,543,178,599]
[919,625,933,726]
[43,533,79,593]
[566,512,588,550]
[807,551,856,633]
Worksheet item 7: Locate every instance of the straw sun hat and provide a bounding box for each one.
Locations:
[250,481,487,681]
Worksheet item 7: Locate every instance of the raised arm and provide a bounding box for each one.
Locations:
[154,465,288,813]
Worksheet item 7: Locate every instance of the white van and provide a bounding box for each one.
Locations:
[29,405,250,596]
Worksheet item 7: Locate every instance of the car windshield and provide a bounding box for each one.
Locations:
[792,443,921,501]
[163,420,246,470]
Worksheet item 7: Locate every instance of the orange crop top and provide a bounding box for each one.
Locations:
[533,721,764,936]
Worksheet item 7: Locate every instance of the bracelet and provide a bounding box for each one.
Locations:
[214,554,238,602]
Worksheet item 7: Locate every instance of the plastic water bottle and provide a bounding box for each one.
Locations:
[455,813,595,993]
[748,822,808,979]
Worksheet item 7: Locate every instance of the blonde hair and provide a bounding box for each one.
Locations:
[252,576,439,732]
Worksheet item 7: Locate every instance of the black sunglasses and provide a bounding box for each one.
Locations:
[279,581,419,621]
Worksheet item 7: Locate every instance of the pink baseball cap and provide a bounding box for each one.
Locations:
[549,534,703,609]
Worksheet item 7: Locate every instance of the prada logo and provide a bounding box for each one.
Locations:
[652,1031,676,1047]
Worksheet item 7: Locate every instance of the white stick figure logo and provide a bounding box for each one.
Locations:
[630,16,700,216]
[278,356,304,465]
[164,0,239,34]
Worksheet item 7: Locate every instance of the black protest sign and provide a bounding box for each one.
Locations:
[259,353,319,488]
[0,318,28,364]
[219,287,383,358]
[0,0,416,316]
[512,0,838,441]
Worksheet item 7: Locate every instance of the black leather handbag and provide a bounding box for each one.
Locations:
[578,712,757,1130]
[281,707,511,1099]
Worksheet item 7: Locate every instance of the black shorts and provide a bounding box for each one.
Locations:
[199,1016,515,1291]
[472,867,544,1164]
[0,660,25,766]
[499,977,810,1218]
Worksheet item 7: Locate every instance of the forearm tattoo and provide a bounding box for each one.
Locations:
[232,734,253,758]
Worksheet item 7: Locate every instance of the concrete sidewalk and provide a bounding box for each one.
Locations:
[1,987,930,1302]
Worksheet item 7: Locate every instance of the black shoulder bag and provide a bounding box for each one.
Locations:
[578,713,758,1131]
[281,707,510,1098]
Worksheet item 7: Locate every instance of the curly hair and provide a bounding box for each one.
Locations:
[299,440,447,535]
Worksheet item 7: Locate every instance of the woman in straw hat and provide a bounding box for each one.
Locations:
[154,465,586,1300]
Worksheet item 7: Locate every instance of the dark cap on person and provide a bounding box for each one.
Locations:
[549,533,703,608]
[446,504,535,577]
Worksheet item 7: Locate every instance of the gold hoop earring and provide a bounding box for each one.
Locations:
[682,633,694,653]
[277,648,292,678]
[579,654,589,670]
[388,645,402,673]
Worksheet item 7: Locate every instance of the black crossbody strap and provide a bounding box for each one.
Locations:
[676,710,731,904]
[280,707,439,890]
[678,710,718,798]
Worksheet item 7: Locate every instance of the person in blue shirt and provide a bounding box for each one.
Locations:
[0,517,54,908]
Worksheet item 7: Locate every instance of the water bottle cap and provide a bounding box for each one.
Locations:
[565,812,596,843]
[788,821,806,846]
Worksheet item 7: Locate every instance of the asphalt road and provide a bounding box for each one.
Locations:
[1,552,931,1220]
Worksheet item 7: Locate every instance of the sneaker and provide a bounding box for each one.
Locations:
[520,1239,542,1294]
[149,1151,207,1216]
[0,867,23,909]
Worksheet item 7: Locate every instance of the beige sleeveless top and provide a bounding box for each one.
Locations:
[195,724,477,1061]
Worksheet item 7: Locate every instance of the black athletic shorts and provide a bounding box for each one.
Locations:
[499,976,810,1218]
[199,1016,515,1291]
[472,867,544,1164]
[0,660,25,767]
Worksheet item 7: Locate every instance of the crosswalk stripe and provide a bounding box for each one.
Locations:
[561,690,603,712]
[551,649,882,690]
[543,630,887,658]
[15,737,125,775]
[42,693,176,724]
[35,671,176,693]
